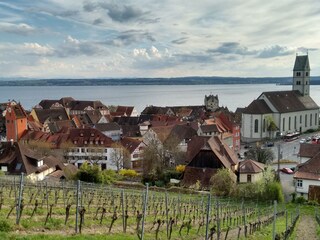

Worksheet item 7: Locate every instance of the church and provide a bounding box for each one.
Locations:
[241,55,319,143]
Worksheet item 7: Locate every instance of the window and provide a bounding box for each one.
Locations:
[300,115,302,124]
[315,114,318,126]
[104,148,108,153]
[310,114,312,126]
[306,81,308,85]
[288,117,291,130]
[305,115,307,127]
[306,72,309,76]
[15,163,22,170]
[254,119,259,133]
[282,118,285,131]
[104,156,108,160]
[296,81,301,85]
[294,116,297,129]
[297,179,303,188]
[263,119,266,132]
[37,160,43,167]
[296,72,301,77]
[247,174,252,183]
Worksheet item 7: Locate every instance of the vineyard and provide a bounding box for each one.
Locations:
[0,174,304,239]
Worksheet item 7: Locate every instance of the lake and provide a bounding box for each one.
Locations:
[1,84,320,113]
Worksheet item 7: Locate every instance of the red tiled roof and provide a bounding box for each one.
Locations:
[294,152,320,180]
[239,159,265,173]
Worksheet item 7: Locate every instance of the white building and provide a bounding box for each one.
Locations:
[294,152,320,199]
[241,55,319,143]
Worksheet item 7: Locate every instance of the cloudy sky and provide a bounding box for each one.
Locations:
[0,0,320,78]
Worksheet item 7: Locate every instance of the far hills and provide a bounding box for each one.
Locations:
[0,76,320,86]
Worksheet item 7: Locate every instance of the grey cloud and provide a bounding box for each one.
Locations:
[83,1,97,12]
[208,42,257,55]
[257,45,294,58]
[111,30,155,46]
[55,37,106,58]
[93,18,103,25]
[171,37,188,45]
[83,1,147,23]
[0,22,36,35]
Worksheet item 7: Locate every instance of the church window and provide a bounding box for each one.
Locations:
[254,119,259,133]
[315,114,318,126]
[263,119,266,132]
[300,115,302,124]
[306,81,308,85]
[282,118,285,131]
[294,116,297,129]
[306,72,309,76]
[296,72,301,77]
[296,81,301,85]
[305,115,307,127]
[288,117,291,130]
[310,114,312,126]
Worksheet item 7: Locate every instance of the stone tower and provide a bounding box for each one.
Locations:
[293,54,310,96]
[204,94,219,111]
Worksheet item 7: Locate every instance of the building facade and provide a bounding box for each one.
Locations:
[241,55,319,143]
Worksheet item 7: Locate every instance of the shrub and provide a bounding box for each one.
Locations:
[210,169,236,196]
[119,169,138,178]
[295,196,307,204]
[175,165,186,173]
[0,220,12,232]
[264,181,284,203]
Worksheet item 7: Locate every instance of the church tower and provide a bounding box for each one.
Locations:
[292,54,310,96]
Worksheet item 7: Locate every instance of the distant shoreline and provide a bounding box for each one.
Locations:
[0,76,319,86]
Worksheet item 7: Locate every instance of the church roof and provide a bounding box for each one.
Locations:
[243,99,273,114]
[259,90,318,113]
[293,55,310,71]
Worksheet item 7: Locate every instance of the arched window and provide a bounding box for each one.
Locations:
[282,118,285,131]
[310,114,312,126]
[305,115,307,127]
[289,117,291,130]
[254,119,259,133]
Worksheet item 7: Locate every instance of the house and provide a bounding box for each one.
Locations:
[94,122,122,141]
[63,128,116,170]
[121,137,145,171]
[36,98,109,116]
[241,55,319,143]
[182,136,238,188]
[294,152,320,199]
[298,143,320,163]
[5,102,28,142]
[111,106,139,117]
[238,159,265,183]
[0,142,66,181]
[30,108,70,133]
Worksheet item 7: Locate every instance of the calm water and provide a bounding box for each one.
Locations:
[1,84,320,113]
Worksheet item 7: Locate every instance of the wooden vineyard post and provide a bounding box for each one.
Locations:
[205,193,211,240]
[16,173,24,225]
[75,180,81,234]
[121,189,125,232]
[216,199,220,240]
[141,183,149,240]
[272,200,277,240]
[165,191,169,239]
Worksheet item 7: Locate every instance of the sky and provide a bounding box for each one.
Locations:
[0,0,320,79]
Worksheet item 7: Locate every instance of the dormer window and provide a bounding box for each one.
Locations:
[74,140,77,144]
[101,141,104,144]
[84,140,87,144]
[37,160,43,167]
[91,133,94,137]
[80,133,84,137]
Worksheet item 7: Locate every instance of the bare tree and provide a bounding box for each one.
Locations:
[110,142,130,171]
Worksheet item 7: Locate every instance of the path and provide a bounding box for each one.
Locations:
[295,215,318,240]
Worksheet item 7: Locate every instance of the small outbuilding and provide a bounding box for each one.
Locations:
[238,159,265,183]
